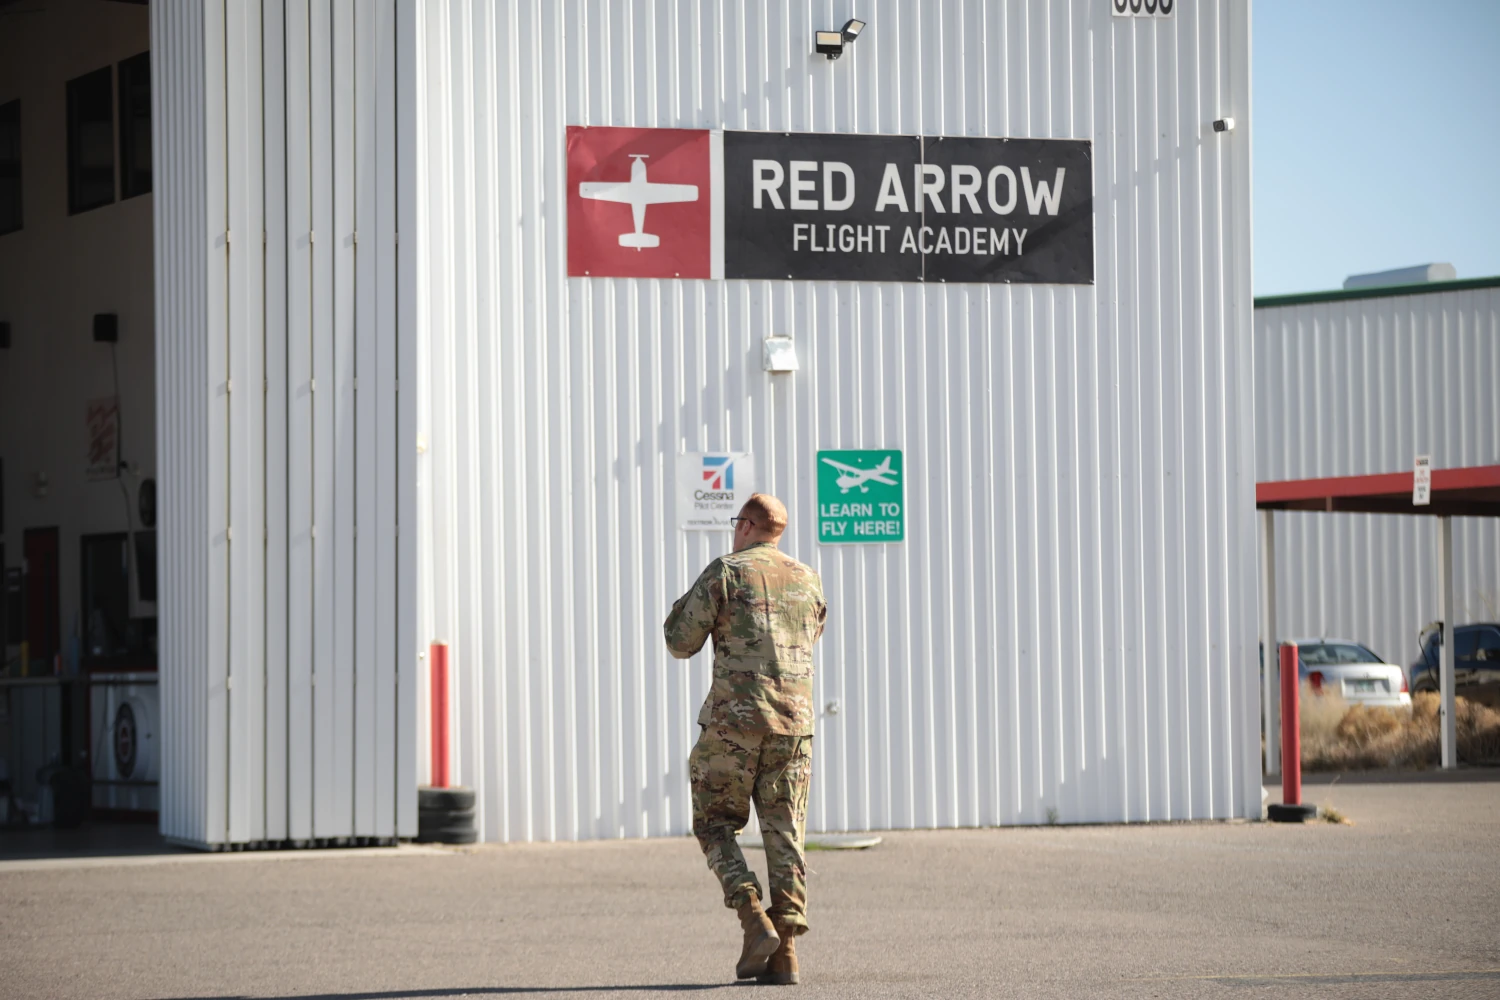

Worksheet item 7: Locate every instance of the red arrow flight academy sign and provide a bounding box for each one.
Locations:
[566,125,1092,285]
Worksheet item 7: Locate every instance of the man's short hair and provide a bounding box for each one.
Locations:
[741,493,788,536]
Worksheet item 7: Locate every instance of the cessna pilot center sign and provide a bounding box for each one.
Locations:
[567,126,1092,285]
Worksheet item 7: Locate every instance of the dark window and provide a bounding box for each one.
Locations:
[1475,629,1500,663]
[1298,642,1382,667]
[1455,628,1480,662]
[134,530,157,604]
[118,52,150,199]
[0,99,19,235]
[67,66,115,214]
[80,532,129,659]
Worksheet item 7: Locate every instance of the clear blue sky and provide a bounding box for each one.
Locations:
[1253,0,1500,296]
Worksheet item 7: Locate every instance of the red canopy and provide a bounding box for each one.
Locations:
[1256,465,1500,518]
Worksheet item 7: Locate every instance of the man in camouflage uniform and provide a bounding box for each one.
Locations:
[663,493,826,986]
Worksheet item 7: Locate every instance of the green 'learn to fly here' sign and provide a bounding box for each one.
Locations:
[817,449,904,544]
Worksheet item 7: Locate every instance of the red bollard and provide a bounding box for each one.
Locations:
[430,642,451,788]
[1280,643,1300,806]
[1268,642,1317,822]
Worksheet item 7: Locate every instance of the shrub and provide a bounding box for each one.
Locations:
[1297,688,1500,771]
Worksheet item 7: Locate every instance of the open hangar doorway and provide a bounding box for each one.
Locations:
[0,0,159,836]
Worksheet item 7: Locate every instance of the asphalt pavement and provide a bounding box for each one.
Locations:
[1,773,1497,1000]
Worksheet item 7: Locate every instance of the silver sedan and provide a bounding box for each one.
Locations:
[1291,638,1412,709]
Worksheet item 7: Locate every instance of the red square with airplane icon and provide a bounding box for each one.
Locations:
[567,126,713,279]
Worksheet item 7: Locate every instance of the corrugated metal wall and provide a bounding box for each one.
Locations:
[154,0,213,848]
[1255,284,1500,672]
[413,0,1260,842]
[153,0,418,847]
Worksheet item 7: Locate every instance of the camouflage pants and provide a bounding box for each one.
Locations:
[688,726,813,934]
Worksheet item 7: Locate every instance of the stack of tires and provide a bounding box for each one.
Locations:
[417,786,477,844]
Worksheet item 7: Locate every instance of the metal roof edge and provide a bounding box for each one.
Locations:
[1253,275,1500,310]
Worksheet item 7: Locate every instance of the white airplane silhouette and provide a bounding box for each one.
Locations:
[822,456,898,494]
[578,154,699,249]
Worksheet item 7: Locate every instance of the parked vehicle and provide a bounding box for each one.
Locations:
[1408,623,1500,710]
[1288,638,1411,709]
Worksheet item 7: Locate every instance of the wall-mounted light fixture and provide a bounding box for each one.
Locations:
[763,336,799,373]
[816,18,866,60]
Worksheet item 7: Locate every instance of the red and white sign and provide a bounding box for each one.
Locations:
[1413,454,1431,506]
[566,126,721,280]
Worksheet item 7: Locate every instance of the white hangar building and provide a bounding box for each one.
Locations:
[1255,276,1500,679]
[0,0,1259,849]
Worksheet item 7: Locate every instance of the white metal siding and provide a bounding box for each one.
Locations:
[413,0,1259,841]
[1255,286,1500,673]
[154,0,213,848]
[154,0,417,848]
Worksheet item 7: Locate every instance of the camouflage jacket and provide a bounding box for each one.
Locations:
[663,542,827,736]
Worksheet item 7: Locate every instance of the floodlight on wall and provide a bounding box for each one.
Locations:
[816,18,866,60]
[763,336,799,373]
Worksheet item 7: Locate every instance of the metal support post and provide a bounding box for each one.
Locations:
[1438,517,1457,769]
[1260,510,1280,776]
[430,642,452,787]
[1267,642,1317,822]
[1280,644,1301,804]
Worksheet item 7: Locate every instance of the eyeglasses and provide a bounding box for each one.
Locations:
[729,517,755,528]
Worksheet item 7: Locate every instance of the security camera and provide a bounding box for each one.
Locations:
[1213,117,1235,133]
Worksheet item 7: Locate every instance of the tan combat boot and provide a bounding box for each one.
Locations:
[757,916,800,985]
[734,892,780,980]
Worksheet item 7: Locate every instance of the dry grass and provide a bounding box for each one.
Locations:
[1298,689,1500,771]
[1321,803,1354,825]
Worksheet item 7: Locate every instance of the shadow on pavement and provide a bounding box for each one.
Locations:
[1268,766,1500,786]
[0,821,191,862]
